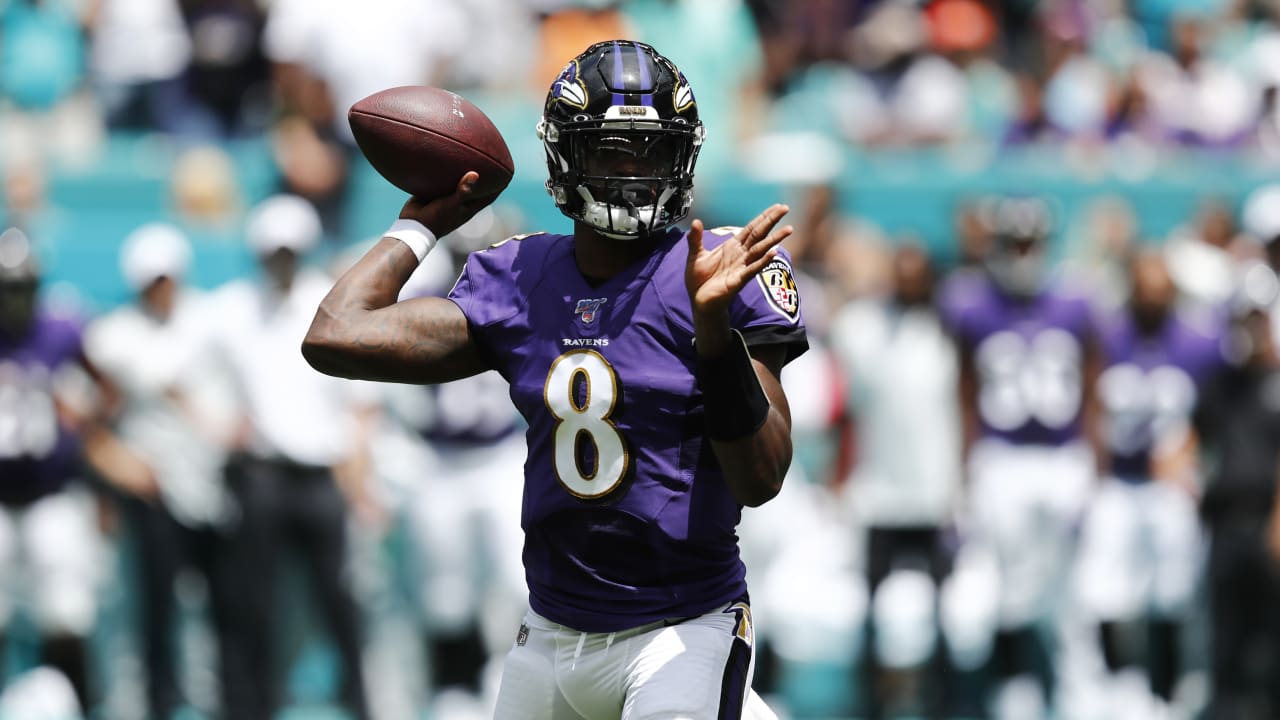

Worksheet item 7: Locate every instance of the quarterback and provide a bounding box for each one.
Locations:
[304,40,806,719]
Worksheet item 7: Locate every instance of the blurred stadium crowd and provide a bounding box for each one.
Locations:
[4,0,1280,719]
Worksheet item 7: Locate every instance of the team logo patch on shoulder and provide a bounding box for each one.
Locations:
[756,257,800,322]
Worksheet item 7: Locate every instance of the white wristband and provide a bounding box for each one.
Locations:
[383,219,438,262]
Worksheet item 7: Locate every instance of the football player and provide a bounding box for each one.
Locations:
[303,40,806,720]
[400,366,527,711]
[1074,251,1222,713]
[940,196,1102,717]
[0,228,106,714]
[378,214,529,712]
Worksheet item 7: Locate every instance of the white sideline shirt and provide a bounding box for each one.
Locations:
[84,291,232,527]
[209,270,375,468]
[830,300,961,527]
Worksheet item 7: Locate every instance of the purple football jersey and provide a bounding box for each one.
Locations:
[0,311,84,504]
[449,227,807,632]
[1096,310,1224,480]
[940,270,1096,446]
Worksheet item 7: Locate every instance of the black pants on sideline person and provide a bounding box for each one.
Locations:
[222,455,369,720]
[1205,512,1280,720]
[861,526,952,720]
[126,497,235,720]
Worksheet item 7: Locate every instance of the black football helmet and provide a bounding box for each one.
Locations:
[538,40,704,240]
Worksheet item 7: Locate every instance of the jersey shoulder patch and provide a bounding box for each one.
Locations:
[755,255,800,322]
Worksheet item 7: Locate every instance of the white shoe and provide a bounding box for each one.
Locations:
[1109,668,1156,720]
[0,666,83,720]
[991,674,1046,720]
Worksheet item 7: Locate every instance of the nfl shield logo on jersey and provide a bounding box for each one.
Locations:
[757,258,800,322]
[574,298,608,324]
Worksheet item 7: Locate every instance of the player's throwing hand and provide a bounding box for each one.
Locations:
[398,171,488,239]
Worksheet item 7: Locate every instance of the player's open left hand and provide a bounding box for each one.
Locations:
[684,203,793,318]
[399,171,499,239]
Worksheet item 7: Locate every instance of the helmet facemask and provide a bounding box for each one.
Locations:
[986,234,1047,298]
[541,113,703,240]
[983,196,1052,298]
[538,40,705,240]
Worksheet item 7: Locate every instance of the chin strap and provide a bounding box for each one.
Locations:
[571,182,696,241]
[570,176,689,239]
[577,186,647,239]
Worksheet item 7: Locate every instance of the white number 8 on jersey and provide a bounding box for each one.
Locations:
[544,350,630,498]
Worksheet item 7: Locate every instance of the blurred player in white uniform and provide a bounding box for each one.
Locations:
[397,366,527,713]
[1075,251,1223,716]
[939,197,1101,718]
[831,245,961,719]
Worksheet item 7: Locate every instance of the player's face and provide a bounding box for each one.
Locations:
[583,135,679,176]
[260,247,298,288]
[1130,255,1175,333]
[987,233,1046,298]
[1007,236,1038,260]
[580,131,681,208]
[141,276,178,319]
[892,248,933,306]
[1240,310,1276,366]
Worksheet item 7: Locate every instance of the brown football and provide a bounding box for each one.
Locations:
[348,86,514,202]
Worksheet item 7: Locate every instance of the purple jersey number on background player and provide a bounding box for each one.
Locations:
[449,227,806,632]
[941,271,1095,446]
[0,312,83,504]
[1096,310,1224,480]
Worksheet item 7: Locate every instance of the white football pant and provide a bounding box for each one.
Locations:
[493,600,776,720]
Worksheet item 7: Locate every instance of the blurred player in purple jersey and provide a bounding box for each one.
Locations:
[303,40,806,719]
[1074,251,1223,714]
[940,196,1102,717]
[378,217,529,713]
[0,228,105,714]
